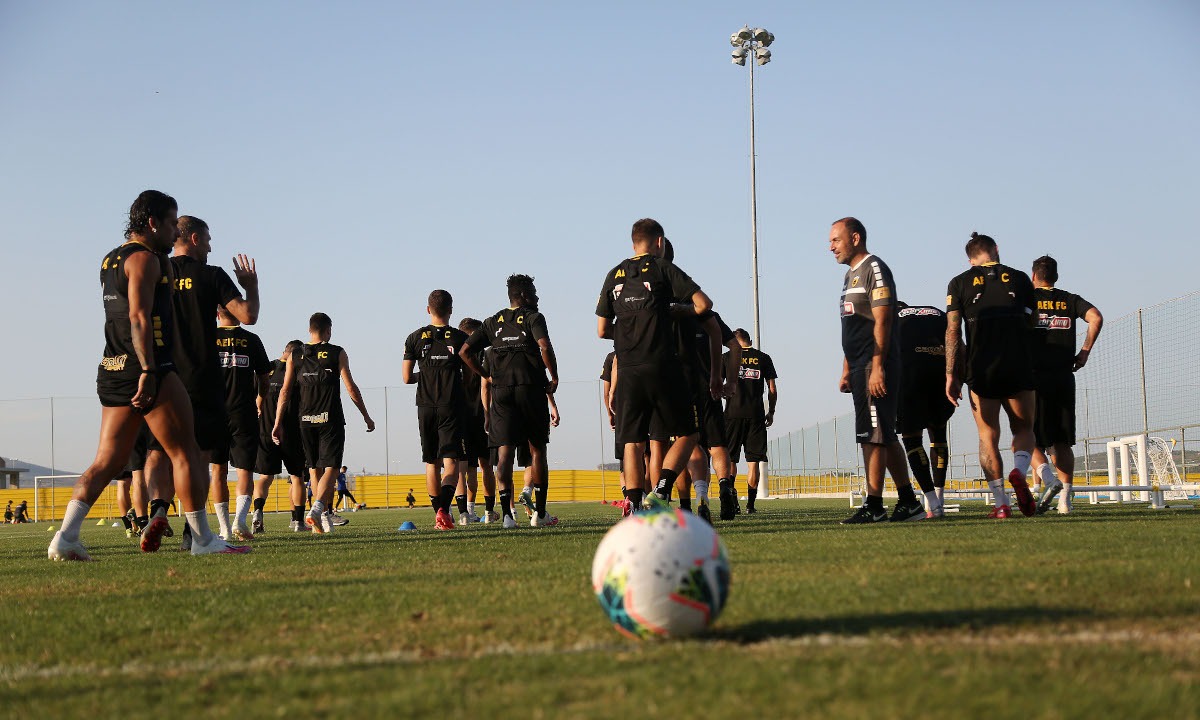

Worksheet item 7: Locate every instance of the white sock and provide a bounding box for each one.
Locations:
[312,500,325,514]
[185,510,215,545]
[60,500,92,543]
[214,502,231,536]
[935,486,944,503]
[467,501,476,516]
[235,495,251,527]
[923,490,940,512]
[694,478,710,503]
[1060,483,1073,508]
[1013,451,1032,479]
[1036,463,1056,488]
[989,479,1009,507]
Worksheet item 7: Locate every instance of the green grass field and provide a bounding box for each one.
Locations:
[2,499,1198,719]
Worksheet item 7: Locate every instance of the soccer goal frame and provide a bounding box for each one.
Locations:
[32,475,82,522]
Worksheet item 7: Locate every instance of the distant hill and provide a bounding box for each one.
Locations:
[1,458,79,488]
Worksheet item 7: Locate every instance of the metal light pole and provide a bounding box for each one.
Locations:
[730,25,773,349]
[732,26,774,499]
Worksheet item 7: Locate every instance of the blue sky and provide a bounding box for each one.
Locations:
[1,1,1197,474]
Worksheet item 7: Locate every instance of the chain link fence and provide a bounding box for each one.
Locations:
[767,292,1200,497]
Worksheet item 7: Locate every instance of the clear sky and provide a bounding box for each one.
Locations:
[1,1,1197,474]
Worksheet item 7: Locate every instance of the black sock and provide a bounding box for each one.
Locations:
[150,499,171,518]
[182,522,192,539]
[252,497,266,512]
[719,477,734,495]
[429,495,441,515]
[931,444,949,489]
[897,484,918,505]
[120,515,132,530]
[135,515,148,529]
[455,494,468,515]
[866,494,884,512]
[902,436,935,494]
[292,506,304,522]
[535,482,547,513]
[747,485,758,509]
[499,490,513,517]
[621,487,629,499]
[628,488,644,509]
[485,495,495,512]
[679,497,692,511]
[440,485,456,514]
[655,469,678,501]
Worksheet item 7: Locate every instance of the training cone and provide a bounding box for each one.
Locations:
[97,518,107,526]
[398,521,417,531]
[47,525,55,532]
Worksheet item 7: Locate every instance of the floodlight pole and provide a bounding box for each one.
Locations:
[748,54,762,351]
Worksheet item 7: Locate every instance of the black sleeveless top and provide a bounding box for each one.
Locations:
[98,241,175,382]
[293,342,345,426]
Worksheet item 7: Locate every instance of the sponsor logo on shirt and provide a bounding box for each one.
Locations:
[219,352,251,368]
[1037,314,1072,330]
[302,412,330,424]
[842,301,854,316]
[100,354,128,371]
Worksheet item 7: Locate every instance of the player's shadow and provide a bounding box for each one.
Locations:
[711,605,1089,643]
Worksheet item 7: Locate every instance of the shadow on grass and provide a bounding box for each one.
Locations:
[710,605,1091,643]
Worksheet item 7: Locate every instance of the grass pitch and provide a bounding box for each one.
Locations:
[2,499,1198,719]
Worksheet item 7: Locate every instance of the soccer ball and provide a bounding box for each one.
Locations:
[591,503,731,639]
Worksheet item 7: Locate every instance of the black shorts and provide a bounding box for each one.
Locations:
[897,379,955,436]
[96,366,176,409]
[850,363,898,445]
[300,424,345,470]
[211,409,258,470]
[255,422,306,478]
[489,443,534,468]
[614,363,697,445]
[698,393,727,450]
[418,405,465,464]
[1034,372,1076,447]
[121,423,151,475]
[488,385,550,448]
[462,413,489,460]
[725,417,768,463]
[147,397,229,458]
[967,353,1034,400]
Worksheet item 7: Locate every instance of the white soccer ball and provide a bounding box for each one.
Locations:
[591,504,731,639]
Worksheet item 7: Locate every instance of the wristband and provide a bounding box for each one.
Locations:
[141,369,157,375]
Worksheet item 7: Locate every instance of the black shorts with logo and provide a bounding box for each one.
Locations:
[488,385,550,448]
[300,424,345,470]
[1034,372,1076,447]
[614,363,697,445]
[725,417,768,463]
[418,404,465,464]
[255,423,306,478]
[97,367,176,409]
[211,408,258,470]
[897,380,955,436]
[850,363,898,445]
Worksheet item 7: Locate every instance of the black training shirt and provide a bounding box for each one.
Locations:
[216,325,270,415]
[596,255,700,369]
[403,324,469,407]
[98,242,175,382]
[840,254,900,369]
[946,262,1036,380]
[292,342,345,426]
[170,256,243,402]
[897,305,947,383]
[723,347,777,419]
[1031,287,1095,374]
[464,307,549,388]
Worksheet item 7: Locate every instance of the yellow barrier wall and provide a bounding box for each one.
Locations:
[5,471,1196,521]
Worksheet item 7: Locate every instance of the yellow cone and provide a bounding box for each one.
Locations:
[96,518,107,526]
[47,525,55,532]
